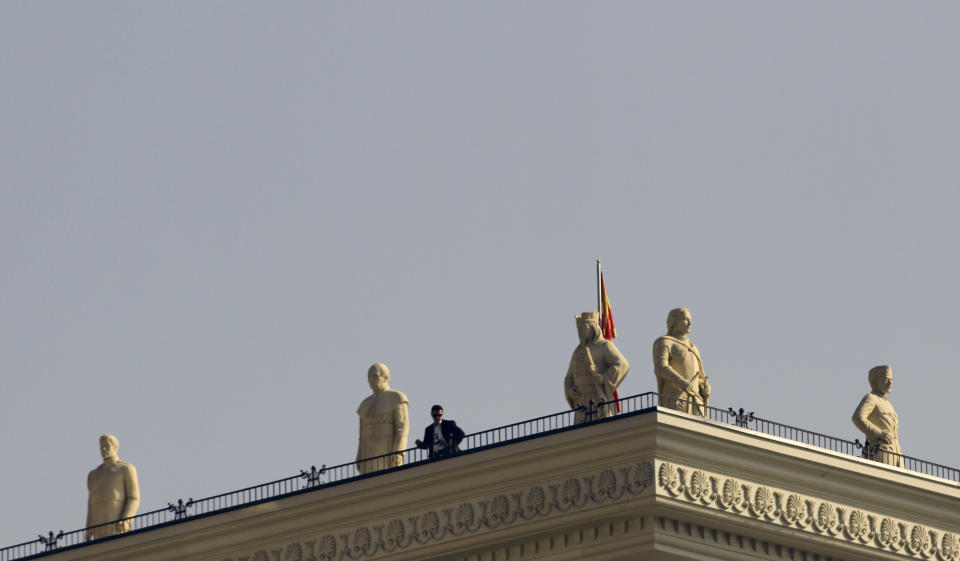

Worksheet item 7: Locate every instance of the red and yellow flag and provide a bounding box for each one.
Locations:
[600,271,616,340]
[599,268,621,411]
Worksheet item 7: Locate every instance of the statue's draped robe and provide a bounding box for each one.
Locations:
[853,393,903,467]
[356,389,409,474]
[565,338,630,423]
[652,335,708,417]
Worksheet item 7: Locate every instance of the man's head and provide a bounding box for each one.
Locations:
[868,365,893,395]
[99,434,119,461]
[666,308,692,337]
[431,404,443,424]
[367,363,390,393]
[575,312,601,345]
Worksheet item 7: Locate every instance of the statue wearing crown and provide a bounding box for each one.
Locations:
[564,311,630,423]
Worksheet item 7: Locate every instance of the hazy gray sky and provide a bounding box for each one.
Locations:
[2,2,958,546]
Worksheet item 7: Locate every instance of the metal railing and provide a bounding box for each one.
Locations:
[2,391,956,560]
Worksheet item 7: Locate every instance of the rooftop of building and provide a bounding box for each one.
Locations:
[4,392,959,561]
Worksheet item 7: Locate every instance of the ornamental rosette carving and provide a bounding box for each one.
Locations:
[658,462,683,496]
[686,470,715,503]
[782,494,807,525]
[491,494,511,521]
[453,503,474,531]
[844,509,872,542]
[524,486,547,515]
[560,478,583,506]
[411,510,442,543]
[406,516,425,545]
[382,519,406,549]
[481,494,514,527]
[424,511,441,536]
[345,527,372,559]
[284,543,303,561]
[718,478,744,510]
[940,533,960,560]
[876,517,904,550]
[908,524,933,556]
[630,461,655,492]
[597,469,620,499]
[813,502,840,535]
[748,486,779,519]
[316,535,337,561]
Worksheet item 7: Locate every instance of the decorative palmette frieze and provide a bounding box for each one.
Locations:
[657,461,960,560]
[220,461,655,561]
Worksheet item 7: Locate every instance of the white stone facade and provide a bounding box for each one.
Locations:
[40,409,960,561]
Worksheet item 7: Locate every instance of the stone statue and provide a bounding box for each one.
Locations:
[852,365,903,467]
[652,308,710,417]
[86,434,140,540]
[564,312,630,423]
[356,363,410,474]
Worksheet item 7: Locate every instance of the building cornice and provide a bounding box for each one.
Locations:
[38,410,960,561]
[656,459,960,560]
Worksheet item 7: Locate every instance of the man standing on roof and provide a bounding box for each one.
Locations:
[415,405,465,459]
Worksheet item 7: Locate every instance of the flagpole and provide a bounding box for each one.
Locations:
[596,260,602,314]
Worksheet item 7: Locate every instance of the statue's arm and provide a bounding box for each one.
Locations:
[392,402,409,452]
[564,352,581,407]
[121,464,140,519]
[852,394,886,442]
[85,471,94,529]
[698,358,711,398]
[356,417,363,462]
[599,341,629,392]
[652,340,695,390]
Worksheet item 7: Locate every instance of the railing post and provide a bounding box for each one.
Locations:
[579,399,608,423]
[167,498,195,520]
[37,532,63,551]
[300,465,326,488]
[727,407,755,428]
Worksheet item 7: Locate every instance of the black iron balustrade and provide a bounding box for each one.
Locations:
[579,399,602,422]
[299,465,326,488]
[2,391,957,561]
[728,407,755,428]
[35,533,62,552]
[167,498,195,520]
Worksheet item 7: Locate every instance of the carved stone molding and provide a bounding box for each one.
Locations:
[220,461,655,561]
[656,461,960,560]
[655,515,839,561]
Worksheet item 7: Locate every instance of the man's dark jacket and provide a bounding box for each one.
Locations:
[418,420,465,459]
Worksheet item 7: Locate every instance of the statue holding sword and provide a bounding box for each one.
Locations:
[652,307,710,417]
